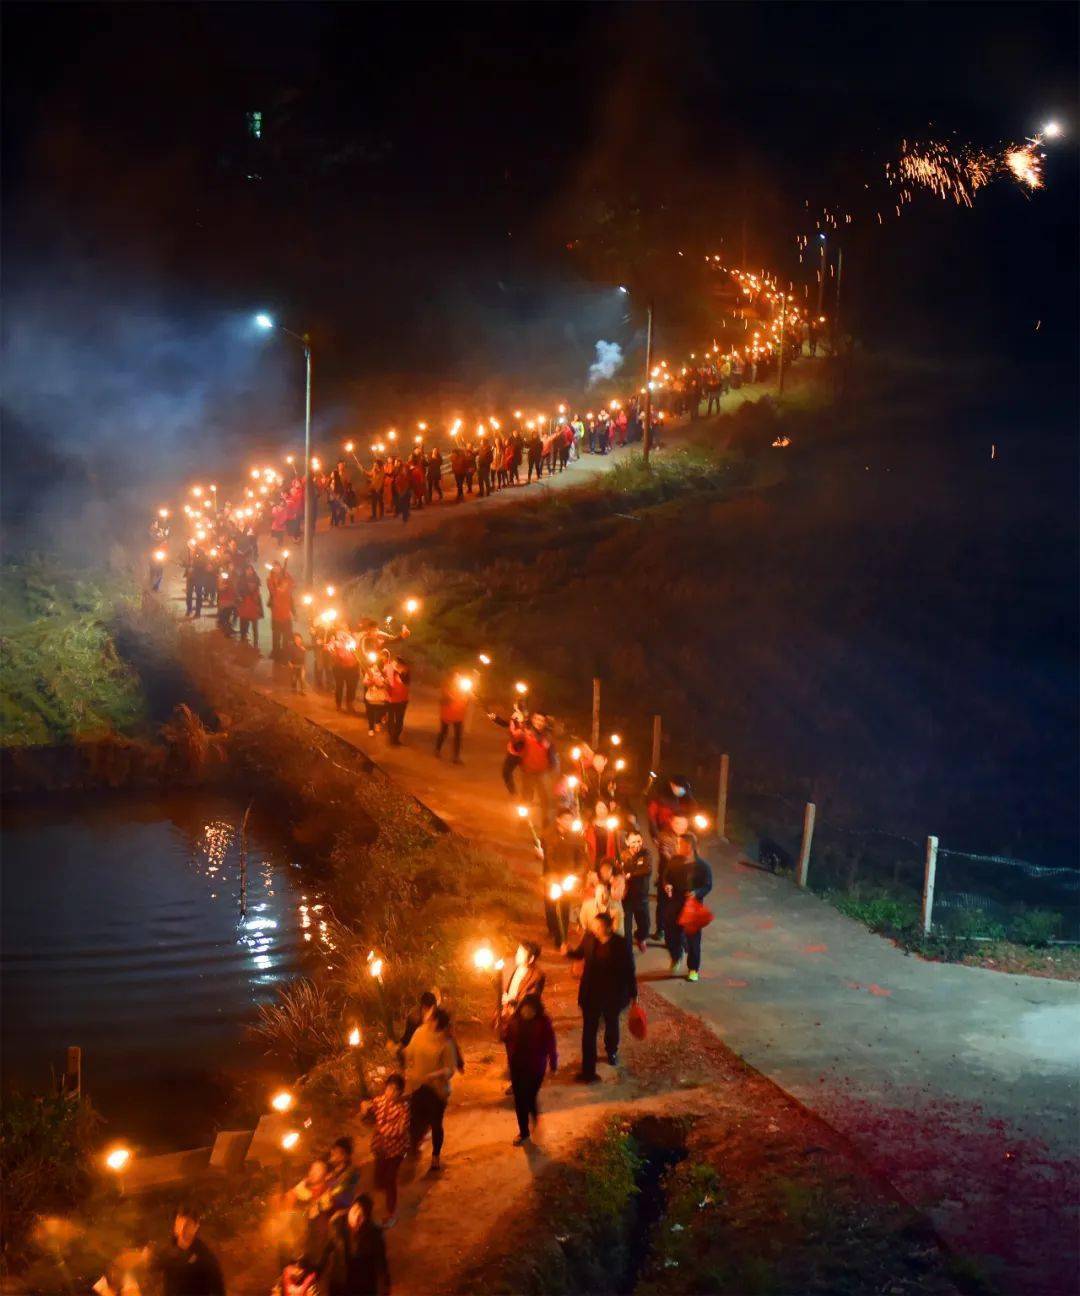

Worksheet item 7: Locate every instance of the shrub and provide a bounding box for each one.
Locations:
[1,1091,102,1263]
[1009,908,1061,948]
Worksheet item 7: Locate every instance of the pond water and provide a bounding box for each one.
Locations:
[1,791,328,1151]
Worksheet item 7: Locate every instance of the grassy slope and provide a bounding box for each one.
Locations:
[333,360,1076,872]
[0,559,147,746]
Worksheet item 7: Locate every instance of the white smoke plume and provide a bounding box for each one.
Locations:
[587,339,624,386]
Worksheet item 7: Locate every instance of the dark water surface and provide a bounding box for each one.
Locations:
[1,791,326,1151]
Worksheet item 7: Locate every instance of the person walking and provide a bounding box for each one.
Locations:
[540,810,587,949]
[268,561,295,662]
[435,673,470,763]
[662,834,713,982]
[287,631,308,694]
[384,655,411,745]
[362,657,389,735]
[425,448,443,504]
[331,629,361,713]
[236,564,264,649]
[477,439,493,497]
[404,1007,459,1173]
[153,1204,225,1296]
[362,1073,411,1227]
[367,461,385,521]
[568,911,637,1082]
[502,993,558,1145]
[393,461,412,524]
[317,1194,390,1296]
[619,829,652,953]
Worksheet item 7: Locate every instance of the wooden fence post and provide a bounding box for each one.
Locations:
[591,678,601,750]
[796,802,816,888]
[921,836,939,935]
[717,754,730,839]
[650,714,662,771]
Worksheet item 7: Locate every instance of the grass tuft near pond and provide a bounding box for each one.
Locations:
[0,558,146,745]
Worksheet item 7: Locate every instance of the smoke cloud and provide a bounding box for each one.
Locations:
[587,339,624,386]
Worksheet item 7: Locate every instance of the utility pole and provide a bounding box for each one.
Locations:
[833,247,844,355]
[302,337,314,587]
[777,296,787,395]
[641,299,655,465]
[816,236,826,318]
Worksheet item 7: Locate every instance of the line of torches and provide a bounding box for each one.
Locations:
[148,265,808,576]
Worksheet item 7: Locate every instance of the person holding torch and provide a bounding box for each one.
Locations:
[435,672,472,763]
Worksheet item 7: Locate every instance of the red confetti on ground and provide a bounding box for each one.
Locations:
[729,950,753,959]
[724,978,750,988]
[751,918,775,930]
[803,943,829,953]
[814,1081,1080,1296]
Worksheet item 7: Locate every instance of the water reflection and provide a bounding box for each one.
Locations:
[1,791,325,1149]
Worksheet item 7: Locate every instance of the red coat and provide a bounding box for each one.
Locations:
[440,685,469,724]
[386,663,411,703]
[268,573,294,622]
[520,730,552,774]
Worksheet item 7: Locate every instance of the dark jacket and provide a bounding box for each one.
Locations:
[319,1215,390,1296]
[502,1009,558,1079]
[664,854,713,903]
[568,932,637,1011]
[157,1236,225,1296]
[619,846,653,890]
[540,823,587,877]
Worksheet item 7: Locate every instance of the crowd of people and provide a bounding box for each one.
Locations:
[127,298,794,1296]
[281,759,711,1290]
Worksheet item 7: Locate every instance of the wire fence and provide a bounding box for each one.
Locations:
[726,786,1080,942]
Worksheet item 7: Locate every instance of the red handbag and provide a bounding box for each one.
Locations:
[628,1002,647,1040]
[677,894,715,935]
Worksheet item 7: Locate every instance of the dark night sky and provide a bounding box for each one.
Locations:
[1,2,1077,509]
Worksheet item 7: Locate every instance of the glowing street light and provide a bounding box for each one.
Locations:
[270,1089,295,1113]
[472,945,495,971]
[1043,120,1063,139]
[514,681,528,696]
[281,1130,300,1152]
[693,813,710,831]
[404,596,420,615]
[515,804,529,819]
[347,1025,362,1048]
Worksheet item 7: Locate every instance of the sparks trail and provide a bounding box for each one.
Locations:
[797,124,1054,260]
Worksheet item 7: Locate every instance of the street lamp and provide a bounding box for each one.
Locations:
[619,286,655,465]
[256,313,314,586]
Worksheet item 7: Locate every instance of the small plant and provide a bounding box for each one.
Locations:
[831,891,919,935]
[251,979,345,1070]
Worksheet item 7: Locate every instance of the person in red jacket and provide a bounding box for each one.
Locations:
[266,562,295,662]
[384,654,411,745]
[435,673,471,763]
[519,713,556,826]
[236,565,264,649]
